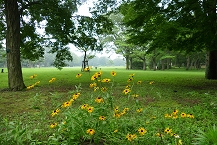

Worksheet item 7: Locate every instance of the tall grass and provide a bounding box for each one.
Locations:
[0,67,217,144]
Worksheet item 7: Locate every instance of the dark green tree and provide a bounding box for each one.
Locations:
[120,0,217,79]
[0,0,115,91]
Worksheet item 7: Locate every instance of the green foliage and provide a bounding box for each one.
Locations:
[0,68,217,144]
[193,125,217,145]
[1,0,116,69]
[119,0,216,52]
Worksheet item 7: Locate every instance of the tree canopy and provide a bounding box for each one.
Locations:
[120,0,217,79]
[0,0,118,90]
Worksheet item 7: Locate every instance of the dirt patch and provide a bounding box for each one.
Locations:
[174,97,201,106]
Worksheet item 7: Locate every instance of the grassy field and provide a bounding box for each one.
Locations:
[0,67,217,144]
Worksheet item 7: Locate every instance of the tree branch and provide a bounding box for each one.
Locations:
[20,1,41,14]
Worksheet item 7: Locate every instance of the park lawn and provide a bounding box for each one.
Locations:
[0,67,217,144]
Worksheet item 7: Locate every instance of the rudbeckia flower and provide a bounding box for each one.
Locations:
[87,106,94,113]
[123,88,131,95]
[76,73,82,78]
[181,112,187,118]
[50,123,57,128]
[61,101,71,108]
[86,129,95,135]
[99,116,106,121]
[81,104,88,109]
[138,127,147,136]
[51,108,60,117]
[111,71,117,76]
[95,97,104,103]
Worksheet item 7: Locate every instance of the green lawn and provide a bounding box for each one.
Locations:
[0,67,217,144]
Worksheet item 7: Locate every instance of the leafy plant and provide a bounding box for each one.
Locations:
[193,125,217,145]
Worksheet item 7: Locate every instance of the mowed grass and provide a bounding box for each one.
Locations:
[0,67,217,144]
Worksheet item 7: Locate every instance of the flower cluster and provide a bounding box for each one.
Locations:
[113,106,129,118]
[26,74,40,90]
[164,109,194,119]
[80,104,94,113]
[30,74,37,79]
[49,78,56,83]
[48,70,195,145]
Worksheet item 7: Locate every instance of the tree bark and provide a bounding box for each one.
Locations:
[125,55,129,70]
[4,0,25,91]
[186,55,190,70]
[205,50,217,79]
[142,59,146,70]
[129,57,132,69]
[161,59,165,70]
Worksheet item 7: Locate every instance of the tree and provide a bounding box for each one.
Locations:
[1,0,115,91]
[120,0,217,79]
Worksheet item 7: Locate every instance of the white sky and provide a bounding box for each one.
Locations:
[71,0,123,60]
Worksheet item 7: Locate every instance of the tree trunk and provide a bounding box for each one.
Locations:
[166,58,170,69]
[186,55,190,70]
[4,0,25,91]
[161,59,165,70]
[129,57,132,69]
[125,55,129,70]
[152,57,157,71]
[205,50,217,79]
[142,59,146,70]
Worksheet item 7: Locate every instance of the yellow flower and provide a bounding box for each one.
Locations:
[156,132,163,137]
[101,87,107,92]
[61,101,71,108]
[164,127,172,134]
[124,108,129,112]
[114,129,118,133]
[149,81,154,84]
[99,116,106,121]
[76,73,82,78]
[51,108,60,117]
[172,115,178,119]
[30,74,37,79]
[129,74,135,77]
[34,81,40,85]
[72,92,80,100]
[49,78,56,83]
[111,71,117,76]
[123,88,131,95]
[114,106,119,113]
[114,113,121,118]
[26,85,34,90]
[84,67,90,72]
[120,111,126,115]
[101,78,111,83]
[87,106,94,113]
[95,97,104,103]
[138,127,147,136]
[126,133,137,141]
[137,81,142,84]
[172,109,179,115]
[91,74,98,80]
[181,112,187,118]
[132,94,139,98]
[187,113,194,118]
[81,104,88,109]
[50,123,57,128]
[94,87,99,92]
[89,82,97,88]
[178,139,182,145]
[86,129,95,135]
[164,113,172,118]
[127,77,133,82]
[136,108,143,113]
[125,84,131,88]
